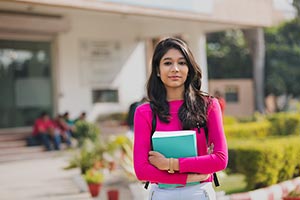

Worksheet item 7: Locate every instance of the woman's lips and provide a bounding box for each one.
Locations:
[169,76,181,80]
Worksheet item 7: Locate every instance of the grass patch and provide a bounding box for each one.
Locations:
[214,172,247,195]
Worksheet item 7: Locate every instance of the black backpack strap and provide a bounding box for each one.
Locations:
[150,103,156,149]
[144,103,157,189]
[203,124,220,187]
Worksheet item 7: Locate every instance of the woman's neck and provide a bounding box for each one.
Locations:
[166,88,184,101]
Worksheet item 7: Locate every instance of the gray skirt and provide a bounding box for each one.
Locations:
[149,182,216,200]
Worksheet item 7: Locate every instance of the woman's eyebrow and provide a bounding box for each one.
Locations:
[162,57,185,61]
[162,57,172,61]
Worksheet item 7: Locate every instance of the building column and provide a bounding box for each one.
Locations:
[243,28,265,113]
[186,33,209,93]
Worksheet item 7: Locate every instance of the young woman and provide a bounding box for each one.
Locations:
[133,37,228,200]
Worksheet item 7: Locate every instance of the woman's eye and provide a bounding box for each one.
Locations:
[164,62,172,66]
[179,61,186,65]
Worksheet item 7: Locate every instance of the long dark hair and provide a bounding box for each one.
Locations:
[146,37,209,129]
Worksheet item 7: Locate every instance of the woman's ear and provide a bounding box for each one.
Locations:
[156,68,160,77]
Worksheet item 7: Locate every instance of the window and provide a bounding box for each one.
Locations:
[225,86,239,103]
[0,40,52,128]
[92,89,118,103]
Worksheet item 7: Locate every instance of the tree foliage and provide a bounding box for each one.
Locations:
[207,13,300,98]
[264,18,300,97]
[207,30,252,79]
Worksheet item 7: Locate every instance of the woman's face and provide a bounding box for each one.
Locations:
[158,48,189,92]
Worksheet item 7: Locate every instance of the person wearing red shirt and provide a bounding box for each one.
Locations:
[53,115,72,147]
[214,90,226,116]
[33,112,61,151]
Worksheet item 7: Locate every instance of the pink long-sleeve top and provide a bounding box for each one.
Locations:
[133,98,228,185]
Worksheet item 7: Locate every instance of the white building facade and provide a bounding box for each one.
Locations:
[0,0,295,129]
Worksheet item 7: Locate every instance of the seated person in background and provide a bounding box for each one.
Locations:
[74,112,86,123]
[32,111,61,151]
[54,115,72,148]
[63,111,75,135]
[126,97,147,131]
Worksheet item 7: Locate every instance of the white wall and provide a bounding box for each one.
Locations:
[56,11,147,120]
[55,10,211,121]
[88,42,147,121]
[113,42,147,109]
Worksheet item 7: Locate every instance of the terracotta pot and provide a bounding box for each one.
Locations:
[107,189,119,200]
[87,183,102,197]
[282,197,300,200]
[108,161,116,172]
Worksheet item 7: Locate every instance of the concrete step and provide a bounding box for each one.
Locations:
[0,132,31,142]
[0,146,45,156]
[0,128,71,163]
[0,144,70,163]
[0,150,60,163]
[0,140,27,148]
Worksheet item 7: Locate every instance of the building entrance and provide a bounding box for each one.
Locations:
[0,40,53,128]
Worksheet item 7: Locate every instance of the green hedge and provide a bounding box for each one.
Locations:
[223,116,238,125]
[228,136,300,190]
[224,121,271,138]
[224,112,300,139]
[267,113,300,136]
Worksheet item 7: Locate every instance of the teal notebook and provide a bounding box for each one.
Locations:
[152,130,198,188]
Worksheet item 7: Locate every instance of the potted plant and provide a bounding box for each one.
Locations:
[73,121,101,147]
[64,136,109,174]
[83,168,104,197]
[110,135,149,200]
[283,185,300,200]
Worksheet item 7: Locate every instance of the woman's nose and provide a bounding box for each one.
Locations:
[171,64,179,72]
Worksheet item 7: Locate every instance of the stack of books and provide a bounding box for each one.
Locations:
[152,130,199,188]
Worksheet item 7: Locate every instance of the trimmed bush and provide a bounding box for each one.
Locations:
[267,113,300,136]
[224,121,271,138]
[228,136,300,190]
[223,116,238,125]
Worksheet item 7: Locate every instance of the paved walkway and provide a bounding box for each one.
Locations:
[0,152,90,200]
[0,151,144,200]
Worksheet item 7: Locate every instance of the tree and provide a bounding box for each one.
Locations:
[264,0,300,98]
[207,13,300,112]
[207,29,266,113]
[207,30,252,79]
[243,28,266,113]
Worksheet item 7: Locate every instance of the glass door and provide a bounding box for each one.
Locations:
[0,40,53,128]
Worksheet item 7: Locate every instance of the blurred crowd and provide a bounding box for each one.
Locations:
[29,111,86,151]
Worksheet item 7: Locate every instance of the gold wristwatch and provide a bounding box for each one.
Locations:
[167,158,175,174]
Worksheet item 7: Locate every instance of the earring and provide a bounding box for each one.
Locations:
[157,74,160,77]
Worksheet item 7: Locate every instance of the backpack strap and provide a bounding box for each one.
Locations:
[198,122,220,187]
[201,97,220,187]
[144,103,156,189]
[203,124,220,187]
[150,103,157,149]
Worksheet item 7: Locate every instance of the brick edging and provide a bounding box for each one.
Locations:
[229,177,300,200]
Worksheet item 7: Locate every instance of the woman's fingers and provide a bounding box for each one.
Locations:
[148,151,168,170]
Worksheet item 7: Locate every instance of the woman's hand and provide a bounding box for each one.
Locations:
[148,151,169,170]
[186,174,210,183]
